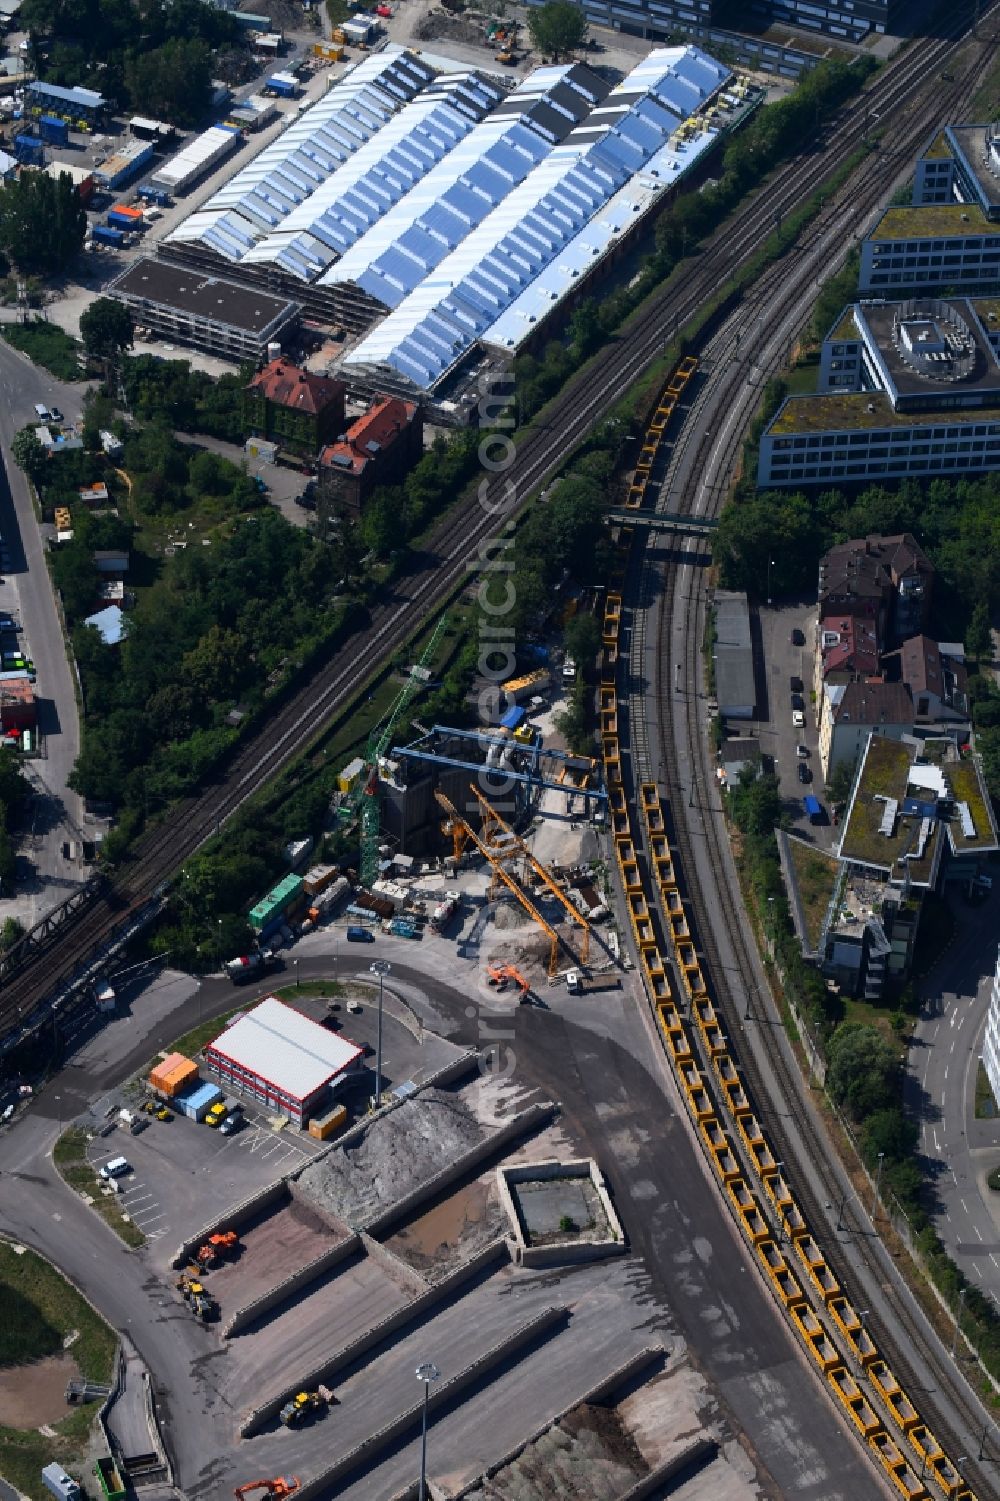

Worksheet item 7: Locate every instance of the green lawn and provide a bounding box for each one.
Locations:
[2,322,84,382]
[976,1062,998,1121]
[786,837,839,950]
[53,1127,144,1249]
[0,1239,116,1500]
[273,980,345,1002]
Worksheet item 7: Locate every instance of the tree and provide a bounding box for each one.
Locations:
[124,37,212,127]
[0,171,86,275]
[11,426,47,485]
[564,612,601,674]
[80,296,133,363]
[826,756,857,806]
[826,1023,899,1122]
[967,599,992,663]
[526,0,587,59]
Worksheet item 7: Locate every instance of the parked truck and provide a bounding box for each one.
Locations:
[93,1455,126,1501]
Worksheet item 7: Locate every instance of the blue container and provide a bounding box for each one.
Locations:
[93,225,125,248]
[137,183,170,205]
[267,76,296,97]
[14,134,43,164]
[39,115,69,146]
[173,1079,223,1121]
[107,210,138,231]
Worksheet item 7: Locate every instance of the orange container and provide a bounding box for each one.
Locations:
[150,1053,199,1097]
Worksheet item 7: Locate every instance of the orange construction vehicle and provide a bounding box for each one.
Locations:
[486,964,532,999]
[233,1480,299,1501]
[196,1230,240,1269]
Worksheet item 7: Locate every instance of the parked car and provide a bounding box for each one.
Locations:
[791,628,805,646]
[798,763,811,784]
[790,675,803,694]
[791,693,805,712]
[796,743,809,758]
[792,709,805,729]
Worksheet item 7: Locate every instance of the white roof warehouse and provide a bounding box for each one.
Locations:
[204,996,363,1125]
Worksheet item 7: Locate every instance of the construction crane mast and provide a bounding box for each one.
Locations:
[344,614,448,886]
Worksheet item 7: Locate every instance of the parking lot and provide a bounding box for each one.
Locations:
[756,602,837,849]
[82,983,461,1266]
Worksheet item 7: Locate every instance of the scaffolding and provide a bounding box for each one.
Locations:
[465,784,591,967]
[434,790,567,978]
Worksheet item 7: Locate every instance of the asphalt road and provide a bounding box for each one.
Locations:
[0,945,878,1499]
[0,339,89,925]
[905,882,1000,1305]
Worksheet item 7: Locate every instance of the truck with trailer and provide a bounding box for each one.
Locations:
[803,794,823,824]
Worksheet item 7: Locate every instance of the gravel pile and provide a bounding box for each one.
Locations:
[296,1087,485,1227]
[465,1404,647,1501]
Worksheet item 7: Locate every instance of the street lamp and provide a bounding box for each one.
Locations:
[416,1361,440,1501]
[767,556,775,607]
[371,959,391,1109]
[293,957,299,989]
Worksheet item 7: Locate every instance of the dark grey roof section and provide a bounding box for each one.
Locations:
[714,590,756,719]
[110,257,296,334]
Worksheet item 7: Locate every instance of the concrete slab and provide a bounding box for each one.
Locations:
[514,1178,598,1238]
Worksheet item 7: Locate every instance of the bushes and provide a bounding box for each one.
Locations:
[3,321,83,381]
[121,355,247,443]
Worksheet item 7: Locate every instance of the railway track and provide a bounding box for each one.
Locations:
[0,3,995,1039]
[610,25,1000,1498]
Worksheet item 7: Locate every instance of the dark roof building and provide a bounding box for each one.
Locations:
[109,257,300,362]
[818,533,933,645]
[884,635,968,722]
[319,395,423,514]
[244,360,346,456]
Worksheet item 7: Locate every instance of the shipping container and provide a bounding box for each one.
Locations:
[107,209,141,231]
[39,114,69,146]
[303,863,337,897]
[149,1052,199,1097]
[14,134,44,163]
[173,1079,223,1121]
[110,202,143,221]
[92,225,125,248]
[266,74,297,98]
[338,755,365,795]
[308,1102,347,1140]
[136,183,170,205]
[42,1465,82,1501]
[249,873,304,932]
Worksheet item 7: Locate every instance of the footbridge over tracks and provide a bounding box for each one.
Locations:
[605,510,719,538]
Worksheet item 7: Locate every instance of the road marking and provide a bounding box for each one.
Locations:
[975,1225,984,1241]
[941,1090,947,1110]
[933,1130,941,1152]
[134,1212,166,1226]
[943,1065,949,1081]
[961,1199,970,1214]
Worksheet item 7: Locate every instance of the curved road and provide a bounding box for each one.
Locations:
[2,942,877,1499]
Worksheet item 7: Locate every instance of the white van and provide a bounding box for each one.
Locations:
[99,1156,130,1180]
[34,402,51,422]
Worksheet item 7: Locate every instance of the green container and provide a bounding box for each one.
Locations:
[94,1456,125,1501]
[249,873,304,932]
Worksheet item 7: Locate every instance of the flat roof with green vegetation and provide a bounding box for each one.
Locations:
[972,297,1000,329]
[947,756,998,852]
[787,837,841,951]
[839,736,939,882]
[870,203,1000,241]
[923,130,954,161]
[768,392,1000,435]
[828,306,859,342]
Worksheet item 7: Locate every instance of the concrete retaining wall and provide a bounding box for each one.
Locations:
[171,1178,289,1270]
[617,1438,717,1500]
[293,1304,569,1501]
[240,1238,509,1437]
[357,1229,429,1298]
[361,1101,558,1237]
[498,1156,627,1267]
[224,1232,361,1337]
[447,1344,666,1500]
